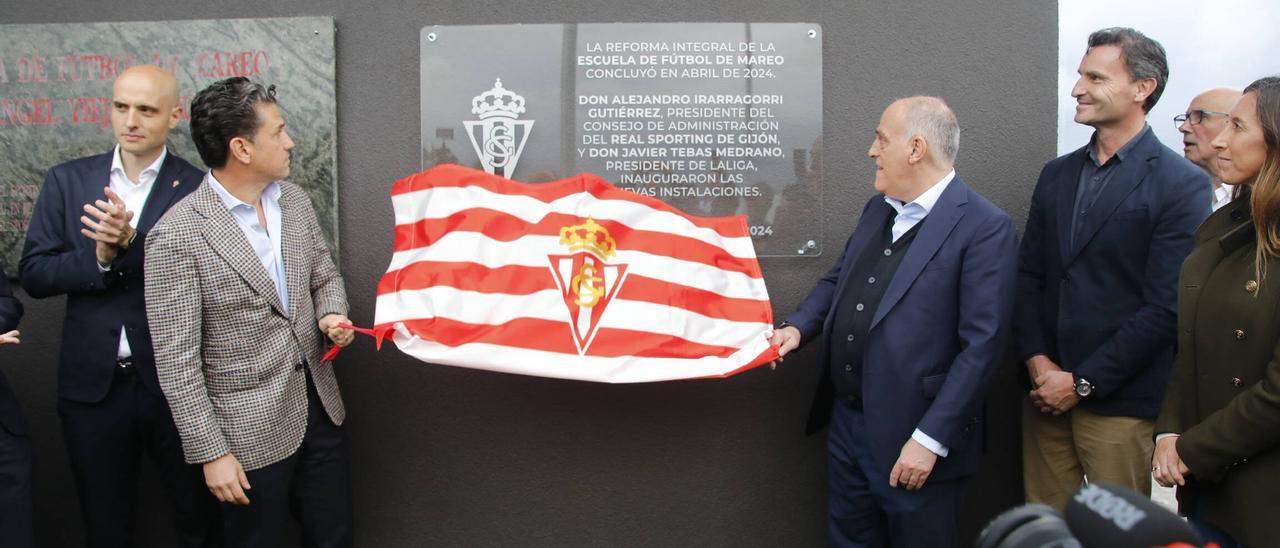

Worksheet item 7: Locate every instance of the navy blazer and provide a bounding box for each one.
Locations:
[0,266,25,435]
[19,150,203,403]
[1014,129,1210,418]
[785,175,1018,482]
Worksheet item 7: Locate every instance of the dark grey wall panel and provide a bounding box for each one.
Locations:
[2,1,1055,546]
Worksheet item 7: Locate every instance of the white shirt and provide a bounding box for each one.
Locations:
[207,172,289,314]
[882,168,958,457]
[884,169,956,242]
[1212,183,1235,212]
[108,145,166,360]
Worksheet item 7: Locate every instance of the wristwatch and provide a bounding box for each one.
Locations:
[1073,374,1094,397]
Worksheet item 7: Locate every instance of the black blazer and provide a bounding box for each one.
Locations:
[19,150,203,403]
[1014,128,1210,418]
[0,266,25,435]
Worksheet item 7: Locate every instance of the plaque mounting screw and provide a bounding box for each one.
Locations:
[427,32,438,42]
[807,29,817,38]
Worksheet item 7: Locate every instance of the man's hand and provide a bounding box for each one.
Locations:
[203,453,251,505]
[767,325,801,370]
[1032,370,1079,415]
[80,187,135,264]
[1026,355,1061,387]
[1152,435,1192,488]
[889,438,938,490]
[0,330,18,345]
[319,314,355,347]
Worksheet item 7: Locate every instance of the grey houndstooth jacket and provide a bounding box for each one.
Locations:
[144,176,348,471]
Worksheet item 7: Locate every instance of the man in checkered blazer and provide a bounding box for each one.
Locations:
[145,77,356,547]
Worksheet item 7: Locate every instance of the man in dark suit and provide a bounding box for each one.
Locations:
[19,65,216,547]
[1014,27,1210,510]
[0,266,31,548]
[771,96,1018,546]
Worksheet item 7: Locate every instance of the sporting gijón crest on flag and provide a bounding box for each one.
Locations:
[371,164,779,383]
[548,218,629,354]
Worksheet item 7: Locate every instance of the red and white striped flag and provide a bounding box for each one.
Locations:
[372,164,778,383]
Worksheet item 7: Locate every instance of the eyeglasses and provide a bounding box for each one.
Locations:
[1174,109,1231,127]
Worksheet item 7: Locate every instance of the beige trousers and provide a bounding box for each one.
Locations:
[1021,398,1154,511]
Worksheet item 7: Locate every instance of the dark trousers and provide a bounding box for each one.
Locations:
[221,374,352,548]
[827,402,963,548]
[0,423,33,548]
[58,364,218,548]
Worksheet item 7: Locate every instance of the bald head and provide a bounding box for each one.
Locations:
[1179,87,1243,178]
[894,96,961,166]
[111,65,183,163]
[115,64,180,108]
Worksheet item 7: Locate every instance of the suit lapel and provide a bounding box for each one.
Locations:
[135,154,185,232]
[1055,148,1087,266]
[194,178,287,316]
[870,176,969,330]
[280,186,308,323]
[1066,130,1159,264]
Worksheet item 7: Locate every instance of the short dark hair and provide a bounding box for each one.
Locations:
[1087,27,1169,113]
[189,77,278,169]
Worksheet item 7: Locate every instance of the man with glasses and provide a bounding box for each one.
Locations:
[1176,88,1243,211]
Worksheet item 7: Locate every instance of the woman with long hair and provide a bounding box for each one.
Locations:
[1152,76,1280,547]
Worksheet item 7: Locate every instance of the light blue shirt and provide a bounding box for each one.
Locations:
[882,168,957,457]
[207,172,288,314]
[884,169,956,243]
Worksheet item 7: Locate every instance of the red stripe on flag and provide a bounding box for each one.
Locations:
[390,164,746,237]
[378,262,770,323]
[382,317,743,359]
[391,209,762,278]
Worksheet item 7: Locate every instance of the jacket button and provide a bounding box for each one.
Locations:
[846,334,855,342]
[844,364,853,372]
[1246,280,1259,293]
[1232,377,1244,387]
[1235,329,1246,340]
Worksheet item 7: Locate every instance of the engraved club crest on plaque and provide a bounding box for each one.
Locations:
[464,78,535,178]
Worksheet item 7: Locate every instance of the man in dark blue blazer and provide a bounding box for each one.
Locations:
[0,266,31,548]
[1014,28,1210,511]
[19,65,216,547]
[772,97,1018,547]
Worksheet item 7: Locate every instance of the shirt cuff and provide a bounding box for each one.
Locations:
[97,261,111,272]
[1155,433,1180,443]
[912,429,949,457]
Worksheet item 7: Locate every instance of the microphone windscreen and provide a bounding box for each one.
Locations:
[976,503,1081,548]
[1064,482,1202,548]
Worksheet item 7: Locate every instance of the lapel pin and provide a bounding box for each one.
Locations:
[172,180,180,188]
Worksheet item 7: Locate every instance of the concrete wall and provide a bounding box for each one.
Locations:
[3,1,1056,545]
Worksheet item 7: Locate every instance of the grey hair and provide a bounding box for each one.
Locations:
[1087,27,1169,113]
[899,96,960,164]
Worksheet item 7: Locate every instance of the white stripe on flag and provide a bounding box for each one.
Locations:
[374,286,770,349]
[392,186,757,258]
[385,232,767,300]
[384,321,774,383]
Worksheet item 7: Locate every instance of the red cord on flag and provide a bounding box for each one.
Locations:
[320,322,392,362]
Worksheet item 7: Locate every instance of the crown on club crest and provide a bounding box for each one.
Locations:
[559,217,616,259]
[471,78,526,119]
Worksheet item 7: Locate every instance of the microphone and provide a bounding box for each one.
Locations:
[1064,482,1202,548]
[975,503,1080,548]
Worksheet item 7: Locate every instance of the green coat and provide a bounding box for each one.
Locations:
[1156,196,1280,546]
